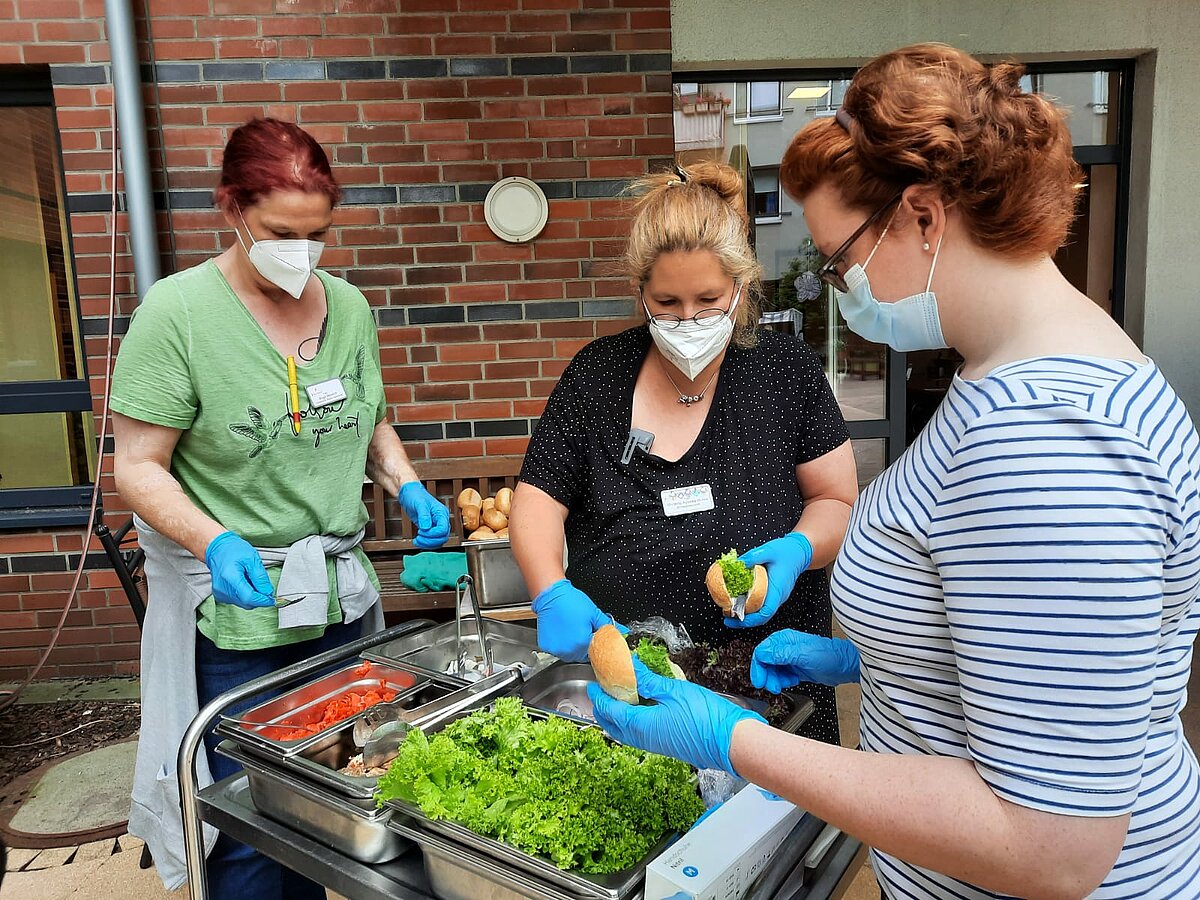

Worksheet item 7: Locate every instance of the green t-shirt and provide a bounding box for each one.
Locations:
[110,260,387,649]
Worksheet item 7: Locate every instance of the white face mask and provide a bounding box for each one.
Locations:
[236,210,324,300]
[644,285,742,380]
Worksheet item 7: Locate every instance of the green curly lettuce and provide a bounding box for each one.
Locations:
[375,696,703,873]
[635,638,676,679]
[717,549,753,597]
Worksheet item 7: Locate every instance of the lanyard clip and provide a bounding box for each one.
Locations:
[621,428,655,465]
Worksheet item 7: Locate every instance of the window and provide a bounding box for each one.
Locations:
[0,70,96,528]
[735,82,783,121]
[752,167,781,222]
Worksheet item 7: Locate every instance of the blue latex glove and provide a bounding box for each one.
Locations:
[397,481,451,549]
[725,531,814,629]
[588,659,766,776]
[750,630,861,691]
[531,579,614,662]
[204,531,275,610]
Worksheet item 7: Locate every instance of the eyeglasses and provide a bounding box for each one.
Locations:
[641,285,743,330]
[815,190,904,293]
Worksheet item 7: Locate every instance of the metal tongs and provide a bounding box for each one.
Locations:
[356,668,521,769]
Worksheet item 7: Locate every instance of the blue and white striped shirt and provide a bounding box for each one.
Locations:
[832,356,1200,898]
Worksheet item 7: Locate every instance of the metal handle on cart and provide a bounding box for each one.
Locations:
[178,618,434,900]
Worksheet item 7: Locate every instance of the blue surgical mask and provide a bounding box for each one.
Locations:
[834,226,947,352]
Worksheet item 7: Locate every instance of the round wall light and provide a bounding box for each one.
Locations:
[483,176,549,243]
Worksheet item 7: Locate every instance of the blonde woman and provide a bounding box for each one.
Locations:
[510,161,858,743]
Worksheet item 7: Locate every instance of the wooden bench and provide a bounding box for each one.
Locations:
[361,456,525,617]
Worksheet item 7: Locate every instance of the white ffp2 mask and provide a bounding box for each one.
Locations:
[236,210,324,300]
[645,286,742,380]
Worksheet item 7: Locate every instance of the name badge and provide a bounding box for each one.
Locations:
[661,483,715,517]
[305,377,347,409]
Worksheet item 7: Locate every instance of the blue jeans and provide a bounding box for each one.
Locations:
[196,618,365,900]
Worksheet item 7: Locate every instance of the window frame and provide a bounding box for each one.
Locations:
[752,165,783,224]
[0,69,97,529]
[734,81,785,124]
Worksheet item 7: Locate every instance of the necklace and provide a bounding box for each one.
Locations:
[656,353,719,406]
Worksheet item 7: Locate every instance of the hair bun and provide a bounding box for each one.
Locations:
[984,61,1024,98]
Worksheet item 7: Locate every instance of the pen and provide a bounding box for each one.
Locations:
[287,355,301,436]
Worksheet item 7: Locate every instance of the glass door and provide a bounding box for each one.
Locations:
[675,61,1133,481]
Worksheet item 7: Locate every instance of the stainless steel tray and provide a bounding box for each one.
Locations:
[382,702,682,900]
[362,618,552,683]
[519,662,814,735]
[220,672,521,805]
[463,538,531,608]
[390,818,576,900]
[217,739,408,865]
[214,658,437,761]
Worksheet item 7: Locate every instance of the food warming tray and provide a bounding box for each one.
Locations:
[383,702,681,900]
[361,618,552,682]
[216,739,407,865]
[218,671,519,807]
[214,658,448,762]
[519,662,814,734]
[462,538,532,608]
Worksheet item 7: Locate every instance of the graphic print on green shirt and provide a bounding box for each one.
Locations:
[110,260,388,649]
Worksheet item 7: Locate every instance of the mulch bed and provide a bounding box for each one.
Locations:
[0,700,140,788]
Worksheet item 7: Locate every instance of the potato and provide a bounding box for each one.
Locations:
[494,487,513,515]
[483,508,508,531]
[462,504,481,531]
[457,488,481,509]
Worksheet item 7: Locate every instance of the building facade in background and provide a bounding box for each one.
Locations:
[2,0,1197,680]
[0,0,671,680]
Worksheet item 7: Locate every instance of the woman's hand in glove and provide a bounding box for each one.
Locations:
[531,579,617,662]
[588,659,766,776]
[397,481,451,549]
[750,630,861,691]
[725,532,814,629]
[205,531,275,609]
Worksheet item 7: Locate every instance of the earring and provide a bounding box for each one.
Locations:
[922,242,930,251]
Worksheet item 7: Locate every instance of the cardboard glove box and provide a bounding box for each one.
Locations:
[644,782,805,900]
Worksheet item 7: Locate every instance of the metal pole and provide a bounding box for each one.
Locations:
[104,0,161,299]
[178,619,433,899]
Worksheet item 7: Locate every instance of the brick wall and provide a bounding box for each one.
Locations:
[0,0,674,679]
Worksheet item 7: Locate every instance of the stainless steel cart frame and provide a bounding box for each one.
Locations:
[178,618,432,900]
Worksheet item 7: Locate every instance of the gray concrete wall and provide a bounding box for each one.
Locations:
[672,0,1200,415]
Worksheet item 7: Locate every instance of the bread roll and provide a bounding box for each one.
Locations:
[494,526,509,539]
[589,624,638,704]
[468,526,496,540]
[482,507,508,531]
[706,560,768,616]
[462,504,481,531]
[494,487,513,515]
[457,488,481,509]
[482,497,496,512]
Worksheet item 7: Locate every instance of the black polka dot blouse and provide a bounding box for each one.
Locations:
[520,325,851,744]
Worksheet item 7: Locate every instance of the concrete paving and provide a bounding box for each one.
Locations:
[9,740,136,835]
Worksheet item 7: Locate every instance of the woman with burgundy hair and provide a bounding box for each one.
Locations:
[110,118,448,897]
[587,45,1200,898]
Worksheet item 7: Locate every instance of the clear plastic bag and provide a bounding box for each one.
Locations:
[625,615,694,653]
[697,768,745,809]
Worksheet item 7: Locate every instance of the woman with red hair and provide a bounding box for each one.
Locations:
[110,118,449,897]
[588,45,1200,898]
